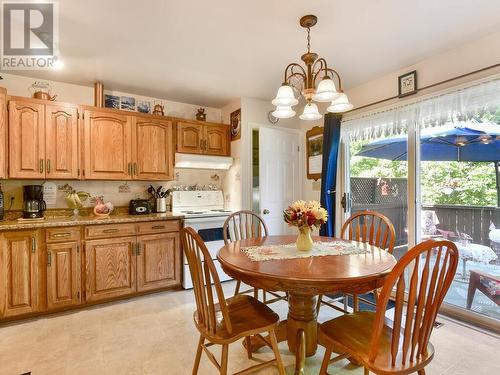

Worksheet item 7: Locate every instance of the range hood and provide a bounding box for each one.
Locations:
[175,153,233,170]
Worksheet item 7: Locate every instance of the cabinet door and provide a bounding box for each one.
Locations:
[85,237,136,302]
[8,100,46,178]
[0,88,6,179]
[176,122,204,154]
[136,233,180,292]
[0,230,39,318]
[205,124,230,156]
[45,104,79,179]
[47,242,81,310]
[134,118,173,180]
[83,110,132,180]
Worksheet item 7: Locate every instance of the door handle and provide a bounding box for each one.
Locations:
[133,162,138,176]
[127,162,132,176]
[263,209,270,215]
[46,159,51,174]
[31,237,37,253]
[341,193,351,213]
[39,159,44,174]
[47,251,52,266]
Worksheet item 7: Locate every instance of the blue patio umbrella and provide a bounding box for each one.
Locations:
[356,123,500,205]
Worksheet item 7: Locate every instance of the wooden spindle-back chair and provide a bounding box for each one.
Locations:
[181,227,285,375]
[319,240,459,375]
[318,210,396,314]
[223,211,286,304]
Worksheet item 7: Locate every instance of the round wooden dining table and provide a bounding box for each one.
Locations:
[217,235,397,375]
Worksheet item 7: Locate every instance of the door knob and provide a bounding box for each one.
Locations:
[263,209,270,215]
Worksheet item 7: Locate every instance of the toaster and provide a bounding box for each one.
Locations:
[129,199,152,215]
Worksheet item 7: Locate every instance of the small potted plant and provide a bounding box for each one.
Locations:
[283,200,328,251]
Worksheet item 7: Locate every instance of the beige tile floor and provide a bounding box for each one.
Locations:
[0,281,499,375]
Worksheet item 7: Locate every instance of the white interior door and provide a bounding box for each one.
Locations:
[259,127,301,235]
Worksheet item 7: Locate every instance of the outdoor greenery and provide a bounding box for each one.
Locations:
[350,141,498,207]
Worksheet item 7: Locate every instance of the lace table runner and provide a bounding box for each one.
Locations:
[241,241,369,262]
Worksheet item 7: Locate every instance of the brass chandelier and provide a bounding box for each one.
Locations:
[272,15,353,120]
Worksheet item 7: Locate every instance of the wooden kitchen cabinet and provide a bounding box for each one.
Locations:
[83,109,133,180]
[8,99,46,179]
[136,233,180,292]
[177,121,204,154]
[0,230,40,318]
[46,241,81,310]
[0,88,6,179]
[8,98,79,179]
[85,236,137,302]
[176,120,230,156]
[205,124,230,156]
[45,103,80,179]
[134,117,173,180]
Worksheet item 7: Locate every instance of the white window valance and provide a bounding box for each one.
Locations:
[341,77,500,141]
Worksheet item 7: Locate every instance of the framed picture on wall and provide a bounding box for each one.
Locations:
[398,70,417,97]
[306,126,323,180]
[230,108,241,141]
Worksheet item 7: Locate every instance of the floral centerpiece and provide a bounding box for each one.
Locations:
[283,200,328,251]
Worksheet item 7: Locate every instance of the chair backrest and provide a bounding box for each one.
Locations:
[181,227,232,335]
[223,210,269,245]
[369,240,458,367]
[341,210,396,253]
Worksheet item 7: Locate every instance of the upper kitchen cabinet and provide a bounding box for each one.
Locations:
[177,121,204,154]
[133,117,173,180]
[45,103,80,179]
[8,98,80,179]
[0,88,6,179]
[176,120,230,156]
[205,124,230,156]
[8,99,46,179]
[83,109,133,180]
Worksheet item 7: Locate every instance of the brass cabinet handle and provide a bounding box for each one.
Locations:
[47,251,52,266]
[204,139,208,151]
[133,162,138,176]
[103,228,119,233]
[52,233,70,238]
[199,139,204,151]
[46,159,51,174]
[31,237,36,253]
[136,242,141,256]
[127,162,132,176]
[39,159,44,174]
[152,225,165,230]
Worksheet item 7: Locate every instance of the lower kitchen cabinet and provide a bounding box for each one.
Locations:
[137,233,180,292]
[85,237,137,302]
[46,242,81,310]
[0,230,40,318]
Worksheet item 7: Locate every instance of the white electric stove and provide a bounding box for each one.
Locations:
[172,190,233,289]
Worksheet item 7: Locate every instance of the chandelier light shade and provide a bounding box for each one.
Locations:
[272,105,296,119]
[327,92,354,113]
[271,15,353,120]
[299,102,322,121]
[272,84,299,107]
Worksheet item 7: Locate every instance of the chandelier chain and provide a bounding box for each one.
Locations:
[306,27,311,53]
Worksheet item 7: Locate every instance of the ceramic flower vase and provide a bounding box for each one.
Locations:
[296,226,313,251]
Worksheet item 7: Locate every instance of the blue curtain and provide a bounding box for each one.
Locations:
[320,114,342,237]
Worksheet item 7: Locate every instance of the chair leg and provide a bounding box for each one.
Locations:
[220,344,229,375]
[364,368,369,375]
[316,295,323,314]
[353,294,359,312]
[244,336,252,359]
[234,280,241,296]
[417,370,426,375]
[320,346,332,375]
[269,329,286,375]
[343,294,348,312]
[192,334,204,375]
[263,290,267,303]
[253,287,259,299]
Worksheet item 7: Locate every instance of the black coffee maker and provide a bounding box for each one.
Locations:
[23,185,46,219]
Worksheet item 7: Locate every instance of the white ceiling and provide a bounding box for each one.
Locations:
[10,0,500,107]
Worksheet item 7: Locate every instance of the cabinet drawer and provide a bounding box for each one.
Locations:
[46,227,81,243]
[137,220,181,234]
[85,224,137,239]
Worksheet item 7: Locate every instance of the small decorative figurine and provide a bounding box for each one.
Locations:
[152,101,165,116]
[196,108,207,121]
[29,81,57,101]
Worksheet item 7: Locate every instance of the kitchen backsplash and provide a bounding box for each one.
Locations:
[0,169,228,211]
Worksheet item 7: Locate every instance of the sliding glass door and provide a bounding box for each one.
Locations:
[340,77,500,330]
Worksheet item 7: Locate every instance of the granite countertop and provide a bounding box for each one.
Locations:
[0,212,184,231]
